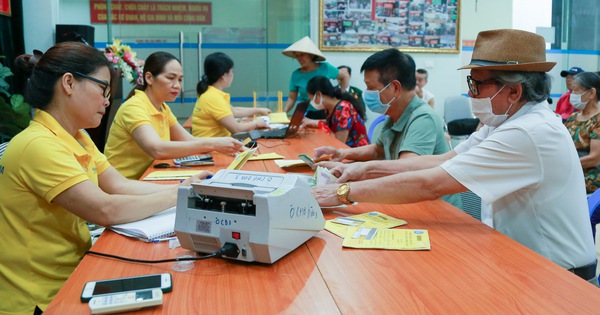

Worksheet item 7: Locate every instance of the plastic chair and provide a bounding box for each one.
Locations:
[367,114,387,142]
[587,189,600,242]
[444,95,475,148]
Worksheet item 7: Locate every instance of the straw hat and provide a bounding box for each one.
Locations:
[282,36,326,62]
[459,29,556,72]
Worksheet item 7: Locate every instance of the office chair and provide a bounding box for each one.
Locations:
[587,189,600,243]
[367,114,387,143]
[0,141,8,160]
[444,95,475,148]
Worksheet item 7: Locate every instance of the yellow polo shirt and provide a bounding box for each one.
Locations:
[191,86,234,137]
[0,109,110,314]
[105,90,178,179]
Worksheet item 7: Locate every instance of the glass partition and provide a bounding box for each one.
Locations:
[86,0,309,120]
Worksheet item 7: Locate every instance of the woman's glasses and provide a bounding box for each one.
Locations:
[73,72,111,100]
[466,75,499,96]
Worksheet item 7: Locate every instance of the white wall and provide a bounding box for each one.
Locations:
[23,0,59,53]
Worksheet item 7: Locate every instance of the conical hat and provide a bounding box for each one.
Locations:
[282,36,326,62]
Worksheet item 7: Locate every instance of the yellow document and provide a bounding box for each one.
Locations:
[248,152,285,161]
[142,170,200,181]
[342,227,431,250]
[227,147,257,170]
[324,221,350,238]
[346,211,407,229]
[325,211,407,239]
[268,112,290,124]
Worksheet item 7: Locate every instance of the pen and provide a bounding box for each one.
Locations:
[151,237,178,243]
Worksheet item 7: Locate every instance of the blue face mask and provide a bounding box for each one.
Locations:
[362,82,396,114]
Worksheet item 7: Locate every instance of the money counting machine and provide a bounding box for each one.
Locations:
[174,169,325,263]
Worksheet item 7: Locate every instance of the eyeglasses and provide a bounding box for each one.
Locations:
[466,75,499,96]
[73,72,111,100]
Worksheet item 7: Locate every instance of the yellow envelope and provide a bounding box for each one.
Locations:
[227,148,257,170]
[248,153,285,161]
[142,170,201,181]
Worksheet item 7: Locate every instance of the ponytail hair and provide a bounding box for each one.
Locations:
[125,51,179,100]
[14,42,111,110]
[306,76,367,121]
[197,52,234,96]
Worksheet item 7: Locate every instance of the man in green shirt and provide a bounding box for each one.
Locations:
[314,49,460,207]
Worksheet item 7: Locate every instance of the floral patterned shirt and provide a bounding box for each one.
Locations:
[565,112,600,193]
[327,100,369,148]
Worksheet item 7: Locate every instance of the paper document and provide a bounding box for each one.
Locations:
[269,112,291,124]
[248,152,285,161]
[274,159,309,168]
[227,147,257,170]
[324,211,407,238]
[143,170,201,181]
[342,227,431,250]
[109,207,176,242]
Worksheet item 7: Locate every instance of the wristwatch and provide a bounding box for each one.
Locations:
[336,183,353,204]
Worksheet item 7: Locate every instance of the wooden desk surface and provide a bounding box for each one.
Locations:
[45,130,600,314]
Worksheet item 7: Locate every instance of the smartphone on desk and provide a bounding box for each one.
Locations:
[81,273,172,302]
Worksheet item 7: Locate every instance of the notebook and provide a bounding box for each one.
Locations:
[109,206,176,242]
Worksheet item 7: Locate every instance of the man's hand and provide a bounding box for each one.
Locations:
[311,184,342,207]
[332,162,368,183]
[314,146,344,161]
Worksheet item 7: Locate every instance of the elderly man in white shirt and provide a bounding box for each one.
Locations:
[312,29,598,284]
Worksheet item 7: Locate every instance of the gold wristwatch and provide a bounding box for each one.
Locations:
[336,183,353,204]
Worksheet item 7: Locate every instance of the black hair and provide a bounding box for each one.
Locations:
[338,65,352,76]
[306,75,367,121]
[14,42,112,110]
[360,48,416,90]
[197,52,234,96]
[416,68,428,79]
[126,51,180,100]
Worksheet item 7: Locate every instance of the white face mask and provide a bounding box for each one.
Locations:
[471,85,513,127]
[569,90,590,110]
[310,93,324,110]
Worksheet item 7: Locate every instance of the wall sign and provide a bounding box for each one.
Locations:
[90,0,212,25]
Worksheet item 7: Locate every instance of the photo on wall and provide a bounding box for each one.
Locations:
[320,0,459,53]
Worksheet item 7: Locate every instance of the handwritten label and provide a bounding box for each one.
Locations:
[223,172,284,187]
[289,204,320,220]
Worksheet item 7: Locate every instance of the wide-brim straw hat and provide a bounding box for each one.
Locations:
[282,36,326,62]
[459,29,556,72]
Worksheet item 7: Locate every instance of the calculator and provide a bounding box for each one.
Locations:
[173,154,213,165]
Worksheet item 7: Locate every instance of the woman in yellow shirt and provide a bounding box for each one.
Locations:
[192,52,270,137]
[106,52,244,179]
[0,42,210,315]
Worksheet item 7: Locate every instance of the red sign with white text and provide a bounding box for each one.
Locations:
[90,0,211,25]
[0,0,11,16]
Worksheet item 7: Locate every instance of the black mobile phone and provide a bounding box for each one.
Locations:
[80,273,172,302]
